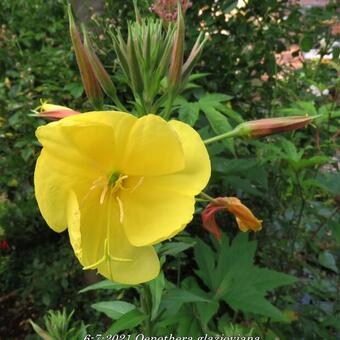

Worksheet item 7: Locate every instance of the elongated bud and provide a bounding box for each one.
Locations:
[168,2,185,90]
[68,6,103,109]
[82,27,117,100]
[201,196,262,239]
[234,116,313,138]
[182,32,207,81]
[32,101,79,120]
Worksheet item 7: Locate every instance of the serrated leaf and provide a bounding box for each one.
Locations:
[91,301,136,320]
[178,101,200,126]
[252,268,298,293]
[224,287,288,322]
[195,233,297,322]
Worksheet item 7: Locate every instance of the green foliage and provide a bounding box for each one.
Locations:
[29,308,87,340]
[1,0,339,339]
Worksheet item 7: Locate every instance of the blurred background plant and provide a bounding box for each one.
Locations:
[0,0,339,339]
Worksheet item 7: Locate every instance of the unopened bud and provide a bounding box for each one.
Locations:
[68,6,103,109]
[32,101,79,120]
[234,116,313,138]
[168,2,185,90]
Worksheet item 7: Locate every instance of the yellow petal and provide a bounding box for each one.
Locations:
[34,111,136,232]
[34,148,96,232]
[67,189,160,284]
[121,181,195,246]
[120,114,185,176]
[120,120,210,246]
[145,119,211,195]
[40,103,73,112]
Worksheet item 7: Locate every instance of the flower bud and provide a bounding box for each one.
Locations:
[34,102,79,120]
[68,6,103,109]
[82,27,117,100]
[168,2,185,91]
[234,116,313,138]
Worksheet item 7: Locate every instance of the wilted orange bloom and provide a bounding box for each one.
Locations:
[201,197,262,239]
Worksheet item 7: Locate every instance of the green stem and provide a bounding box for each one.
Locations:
[111,92,128,112]
[162,93,175,120]
[204,128,240,145]
[199,192,216,202]
[141,284,153,335]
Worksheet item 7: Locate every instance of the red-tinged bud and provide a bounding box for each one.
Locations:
[32,102,80,120]
[68,6,103,109]
[82,28,117,100]
[37,109,80,120]
[234,116,313,138]
[201,196,262,239]
[168,2,185,90]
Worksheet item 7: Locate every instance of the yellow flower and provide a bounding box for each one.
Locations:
[34,110,210,284]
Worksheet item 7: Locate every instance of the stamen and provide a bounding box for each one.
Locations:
[116,196,124,223]
[100,185,108,204]
[121,177,144,193]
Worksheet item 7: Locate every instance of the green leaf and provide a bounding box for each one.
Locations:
[79,280,132,293]
[107,309,146,334]
[252,268,298,293]
[300,36,314,52]
[29,320,52,340]
[91,301,136,320]
[194,234,297,322]
[224,287,288,322]
[164,288,210,304]
[178,101,200,126]
[201,105,235,153]
[292,156,329,171]
[318,251,339,273]
[159,241,195,256]
[196,300,219,327]
[194,238,216,289]
[149,271,165,321]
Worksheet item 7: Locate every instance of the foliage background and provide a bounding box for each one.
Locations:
[0,0,339,339]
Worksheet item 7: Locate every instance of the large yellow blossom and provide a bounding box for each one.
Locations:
[34,111,210,284]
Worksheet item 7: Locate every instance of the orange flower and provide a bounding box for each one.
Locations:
[201,197,262,239]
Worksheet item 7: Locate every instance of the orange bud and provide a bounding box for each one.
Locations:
[201,196,262,239]
[235,116,312,138]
